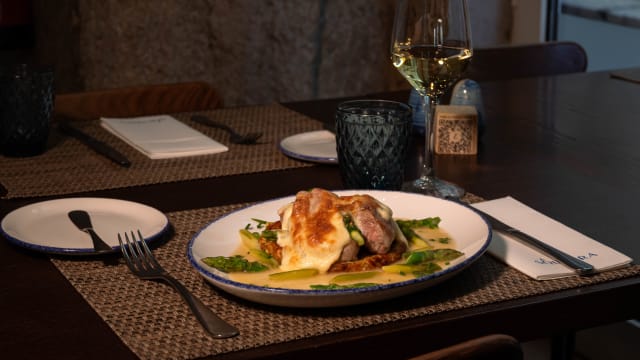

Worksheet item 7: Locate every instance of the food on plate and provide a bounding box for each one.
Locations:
[276,187,408,273]
[202,188,463,289]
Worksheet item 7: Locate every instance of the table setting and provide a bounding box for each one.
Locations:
[2,1,640,359]
[32,197,638,360]
[2,89,639,359]
[2,101,638,359]
[0,103,325,199]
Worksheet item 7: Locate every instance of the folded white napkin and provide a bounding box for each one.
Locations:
[101,115,228,159]
[472,197,633,280]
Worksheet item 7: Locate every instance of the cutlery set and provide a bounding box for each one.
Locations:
[445,197,596,275]
[57,114,262,166]
[470,207,595,275]
[67,210,239,338]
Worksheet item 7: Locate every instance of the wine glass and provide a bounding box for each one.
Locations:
[391,0,472,198]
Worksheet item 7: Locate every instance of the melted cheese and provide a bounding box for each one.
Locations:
[277,189,351,273]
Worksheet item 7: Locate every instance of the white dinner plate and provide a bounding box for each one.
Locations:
[278,130,337,164]
[1,198,169,255]
[188,190,491,308]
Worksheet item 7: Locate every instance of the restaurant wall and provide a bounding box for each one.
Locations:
[31,0,512,107]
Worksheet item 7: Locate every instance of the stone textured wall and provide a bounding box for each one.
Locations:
[33,0,512,107]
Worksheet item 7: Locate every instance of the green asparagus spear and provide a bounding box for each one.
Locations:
[202,255,268,273]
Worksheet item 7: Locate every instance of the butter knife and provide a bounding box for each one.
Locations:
[68,210,114,253]
[471,206,595,275]
[58,119,131,167]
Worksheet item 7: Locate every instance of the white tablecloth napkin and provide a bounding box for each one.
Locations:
[472,197,633,280]
[101,115,228,159]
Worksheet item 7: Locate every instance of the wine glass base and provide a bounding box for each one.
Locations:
[401,176,465,199]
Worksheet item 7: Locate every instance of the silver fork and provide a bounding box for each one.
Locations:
[118,230,239,338]
[190,115,263,144]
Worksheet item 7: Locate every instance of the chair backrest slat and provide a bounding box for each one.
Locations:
[55,82,223,120]
[465,41,588,82]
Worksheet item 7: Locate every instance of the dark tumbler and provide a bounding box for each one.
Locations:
[0,64,54,157]
[335,100,412,190]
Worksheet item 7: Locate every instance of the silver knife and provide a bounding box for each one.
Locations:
[471,206,595,275]
[68,210,114,253]
[58,119,131,167]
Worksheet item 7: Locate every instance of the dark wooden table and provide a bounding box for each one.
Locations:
[1,69,639,359]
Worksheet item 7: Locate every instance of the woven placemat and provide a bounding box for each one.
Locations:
[50,194,640,360]
[0,104,322,199]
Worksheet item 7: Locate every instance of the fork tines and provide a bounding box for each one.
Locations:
[118,230,159,273]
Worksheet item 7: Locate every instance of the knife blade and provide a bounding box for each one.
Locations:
[472,206,595,275]
[58,119,131,167]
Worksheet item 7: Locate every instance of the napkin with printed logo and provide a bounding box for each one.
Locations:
[472,197,633,280]
[101,115,228,159]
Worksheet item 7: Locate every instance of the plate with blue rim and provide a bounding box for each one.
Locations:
[1,198,169,255]
[188,190,491,308]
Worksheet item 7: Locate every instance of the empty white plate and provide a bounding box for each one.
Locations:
[1,198,169,255]
[279,130,337,164]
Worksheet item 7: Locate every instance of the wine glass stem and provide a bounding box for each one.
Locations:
[421,94,439,179]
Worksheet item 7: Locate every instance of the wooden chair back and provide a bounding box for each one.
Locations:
[408,334,523,360]
[465,41,588,82]
[55,82,223,120]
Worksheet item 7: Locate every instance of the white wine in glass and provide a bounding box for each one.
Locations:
[391,0,472,198]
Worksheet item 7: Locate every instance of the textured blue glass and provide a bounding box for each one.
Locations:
[0,64,54,157]
[335,100,412,190]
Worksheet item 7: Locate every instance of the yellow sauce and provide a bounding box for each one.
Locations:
[227,225,460,290]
